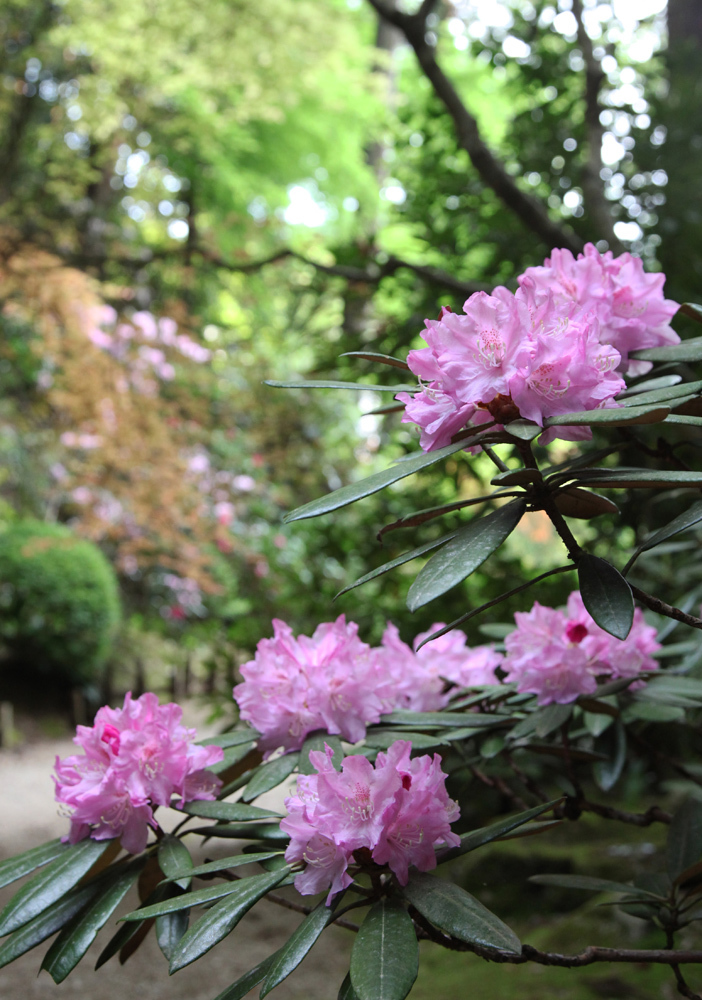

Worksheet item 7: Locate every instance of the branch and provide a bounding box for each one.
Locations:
[571,0,624,252]
[580,800,672,826]
[365,0,583,253]
[631,586,702,630]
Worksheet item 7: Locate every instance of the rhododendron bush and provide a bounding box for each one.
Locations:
[7,242,702,1000]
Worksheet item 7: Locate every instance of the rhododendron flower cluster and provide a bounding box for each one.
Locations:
[53,692,223,854]
[375,622,503,712]
[398,245,678,450]
[281,741,460,902]
[502,591,660,705]
[233,616,501,754]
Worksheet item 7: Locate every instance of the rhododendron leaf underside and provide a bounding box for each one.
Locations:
[178,801,281,821]
[168,868,290,972]
[340,352,411,371]
[618,374,682,397]
[407,499,528,612]
[158,836,193,890]
[265,380,418,392]
[241,753,300,802]
[41,861,142,983]
[335,531,459,599]
[632,335,702,362]
[260,899,336,998]
[664,414,702,426]
[667,801,702,881]
[578,555,634,640]
[299,733,343,774]
[160,851,283,884]
[529,874,664,898]
[213,952,279,1000]
[0,837,111,936]
[0,839,66,891]
[544,404,670,427]
[623,702,684,723]
[618,379,702,406]
[155,906,189,962]
[0,883,99,970]
[553,488,619,519]
[284,435,484,523]
[403,871,521,953]
[637,676,702,704]
[350,899,418,1000]
[438,800,561,863]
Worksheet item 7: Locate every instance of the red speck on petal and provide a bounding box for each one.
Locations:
[566,622,588,644]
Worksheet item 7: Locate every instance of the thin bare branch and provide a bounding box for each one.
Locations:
[631,585,702,630]
[365,0,583,253]
[580,800,672,826]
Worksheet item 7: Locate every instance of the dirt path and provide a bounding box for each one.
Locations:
[0,730,353,1000]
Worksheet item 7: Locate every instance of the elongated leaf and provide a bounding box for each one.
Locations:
[380,710,500,729]
[299,733,343,774]
[158,836,193,892]
[632,335,702,362]
[667,801,702,880]
[242,753,299,802]
[335,531,458,599]
[208,741,257,774]
[528,874,664,898]
[161,852,283,883]
[619,379,702,407]
[618,374,682,397]
[42,862,142,983]
[554,488,618,519]
[213,952,278,1000]
[94,879,172,969]
[640,501,702,554]
[340,351,410,371]
[260,900,334,997]
[364,730,449,751]
[198,730,260,749]
[265,379,417,392]
[551,468,702,489]
[169,868,290,972]
[122,880,250,921]
[156,906,189,962]
[403,871,520,953]
[578,555,633,640]
[407,500,526,611]
[437,800,560,864]
[0,883,99,969]
[284,437,481,523]
[187,822,286,842]
[350,899,418,1000]
[544,404,670,427]
[0,837,111,936]
[593,719,627,792]
[664,414,702,427]
[178,801,281,822]
[504,419,541,441]
[338,972,362,1000]
[0,839,67,892]
[535,703,572,738]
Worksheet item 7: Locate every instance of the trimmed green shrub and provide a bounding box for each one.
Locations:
[0,520,121,684]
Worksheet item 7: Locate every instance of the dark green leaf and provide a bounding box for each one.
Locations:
[528,874,663,898]
[622,703,684,723]
[350,899,418,1000]
[0,883,98,970]
[169,868,289,972]
[187,823,286,842]
[159,836,193,891]
[284,437,481,523]
[619,380,702,407]
[380,711,501,729]
[0,839,67,891]
[364,730,448,751]
[156,906,189,962]
[212,953,278,1000]
[0,837,111,936]
[504,419,541,440]
[437,800,560,863]
[664,414,702,427]
[335,532,458,599]
[667,801,702,880]
[178,801,281,822]
[122,880,253,921]
[578,555,633,640]
[403,871,520,953]
[593,719,627,792]
[299,733,343,774]
[679,303,702,324]
[260,900,334,997]
[338,972,362,1000]
[544,404,670,427]
[41,862,141,983]
[534,704,572,738]
[631,335,702,362]
[198,730,260,749]
[208,741,257,774]
[407,500,526,611]
[551,468,702,489]
[242,753,299,802]
[618,374,682,397]
[161,852,283,883]
[264,379,417,391]
[640,501,702,553]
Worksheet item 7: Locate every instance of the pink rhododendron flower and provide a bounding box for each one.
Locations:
[502,591,659,704]
[281,741,460,902]
[233,617,388,755]
[519,243,679,374]
[375,623,502,712]
[53,692,223,854]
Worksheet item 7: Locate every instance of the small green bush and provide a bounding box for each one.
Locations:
[0,520,121,684]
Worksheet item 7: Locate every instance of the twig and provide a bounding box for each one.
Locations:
[631,586,702,630]
[580,800,672,826]
[469,765,529,811]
